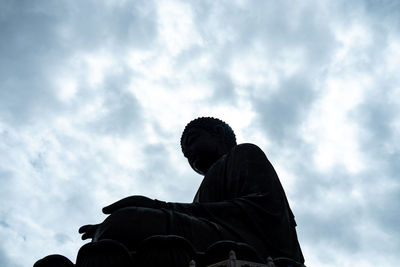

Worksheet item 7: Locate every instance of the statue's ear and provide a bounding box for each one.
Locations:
[213,125,225,141]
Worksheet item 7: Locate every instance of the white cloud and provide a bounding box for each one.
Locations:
[0,1,399,266]
[303,76,366,173]
[157,0,202,55]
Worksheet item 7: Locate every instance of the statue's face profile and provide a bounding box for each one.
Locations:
[181,128,223,175]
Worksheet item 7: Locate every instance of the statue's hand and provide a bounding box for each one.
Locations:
[102,195,165,214]
[78,224,100,240]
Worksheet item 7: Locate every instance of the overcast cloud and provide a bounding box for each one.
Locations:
[0,0,399,266]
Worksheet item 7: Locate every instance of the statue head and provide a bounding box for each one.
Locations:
[181,117,236,175]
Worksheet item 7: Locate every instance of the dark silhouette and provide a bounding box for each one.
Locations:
[78,117,304,264]
[134,235,196,267]
[33,254,74,267]
[202,240,264,266]
[75,239,134,267]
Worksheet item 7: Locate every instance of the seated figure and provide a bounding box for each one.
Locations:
[79,117,304,264]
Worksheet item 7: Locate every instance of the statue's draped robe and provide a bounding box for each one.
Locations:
[95,143,304,263]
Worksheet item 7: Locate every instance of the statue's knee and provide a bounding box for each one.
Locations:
[95,207,166,241]
[76,240,133,267]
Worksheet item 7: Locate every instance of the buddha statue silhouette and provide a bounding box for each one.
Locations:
[78,117,304,264]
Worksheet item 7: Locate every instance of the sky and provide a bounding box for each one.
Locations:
[0,0,399,266]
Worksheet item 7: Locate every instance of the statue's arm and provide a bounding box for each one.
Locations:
[101,195,253,218]
[102,195,168,214]
[164,193,276,218]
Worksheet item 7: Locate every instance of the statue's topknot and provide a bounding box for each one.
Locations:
[180,117,236,151]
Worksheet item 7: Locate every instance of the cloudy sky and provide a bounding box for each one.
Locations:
[1,0,399,266]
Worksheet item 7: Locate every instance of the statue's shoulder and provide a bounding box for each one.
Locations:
[232,143,267,158]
